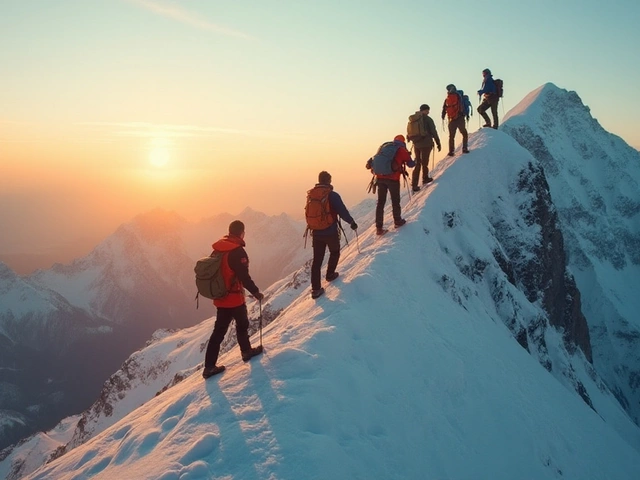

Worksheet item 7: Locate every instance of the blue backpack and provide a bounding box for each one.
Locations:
[458,90,473,118]
[370,142,400,175]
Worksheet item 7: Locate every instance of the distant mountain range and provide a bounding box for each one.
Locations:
[0,208,308,451]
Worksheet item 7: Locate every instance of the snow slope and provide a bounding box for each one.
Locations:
[0,208,308,454]
[24,129,640,480]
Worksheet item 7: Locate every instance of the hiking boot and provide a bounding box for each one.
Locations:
[423,177,433,184]
[412,186,420,192]
[242,345,264,362]
[492,125,498,130]
[202,365,225,379]
[482,123,492,128]
[311,288,325,299]
[394,219,407,228]
[447,152,454,157]
[376,228,388,236]
[462,148,470,153]
[326,272,339,282]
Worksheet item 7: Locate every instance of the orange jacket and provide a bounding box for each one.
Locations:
[211,235,259,308]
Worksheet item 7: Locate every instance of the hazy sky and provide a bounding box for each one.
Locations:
[1,0,639,258]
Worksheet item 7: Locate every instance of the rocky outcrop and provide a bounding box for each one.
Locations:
[510,161,591,361]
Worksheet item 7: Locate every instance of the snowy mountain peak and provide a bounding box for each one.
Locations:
[0,261,16,280]
[124,208,188,243]
[503,84,640,427]
[503,82,591,126]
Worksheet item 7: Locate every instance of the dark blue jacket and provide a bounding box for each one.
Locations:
[312,184,354,236]
[478,75,496,96]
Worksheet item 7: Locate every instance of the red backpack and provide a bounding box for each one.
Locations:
[445,92,463,120]
[305,186,334,230]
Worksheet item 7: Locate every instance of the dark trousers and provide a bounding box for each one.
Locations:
[204,304,251,367]
[448,115,468,153]
[376,178,402,229]
[311,232,341,290]
[412,144,433,187]
[478,96,499,128]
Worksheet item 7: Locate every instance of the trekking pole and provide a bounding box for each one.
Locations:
[366,175,375,193]
[259,299,263,347]
[338,221,349,246]
[403,170,412,204]
[354,228,361,253]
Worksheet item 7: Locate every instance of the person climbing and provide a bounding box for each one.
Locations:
[477,68,500,129]
[366,135,416,235]
[407,104,441,191]
[202,220,264,379]
[441,84,469,156]
[305,171,357,300]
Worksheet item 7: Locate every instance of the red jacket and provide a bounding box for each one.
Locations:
[376,144,414,181]
[211,235,259,308]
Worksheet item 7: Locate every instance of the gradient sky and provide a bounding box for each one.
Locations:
[1,0,639,259]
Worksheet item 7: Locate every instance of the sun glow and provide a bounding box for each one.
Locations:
[149,138,170,168]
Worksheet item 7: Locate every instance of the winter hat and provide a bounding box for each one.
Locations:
[318,170,332,184]
[419,104,430,111]
[446,84,457,93]
[394,134,405,143]
[482,68,491,76]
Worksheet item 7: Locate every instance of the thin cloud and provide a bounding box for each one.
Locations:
[81,121,241,138]
[79,121,309,141]
[127,0,253,40]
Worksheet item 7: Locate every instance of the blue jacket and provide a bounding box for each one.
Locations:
[477,75,496,96]
[312,184,354,236]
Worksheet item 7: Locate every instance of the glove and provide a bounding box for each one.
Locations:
[350,221,358,231]
[253,292,264,301]
[366,158,372,170]
[466,115,470,122]
[477,90,482,95]
[437,144,441,152]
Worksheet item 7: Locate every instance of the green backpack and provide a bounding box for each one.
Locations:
[406,112,426,141]
[194,252,227,305]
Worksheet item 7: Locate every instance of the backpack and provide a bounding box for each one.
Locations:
[305,185,334,230]
[445,92,463,120]
[406,112,426,140]
[494,78,504,98]
[370,141,400,175]
[458,90,472,118]
[194,252,227,302]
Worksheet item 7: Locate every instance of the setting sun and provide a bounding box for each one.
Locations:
[149,141,170,168]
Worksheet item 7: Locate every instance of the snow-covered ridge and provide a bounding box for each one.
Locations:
[14,121,640,479]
